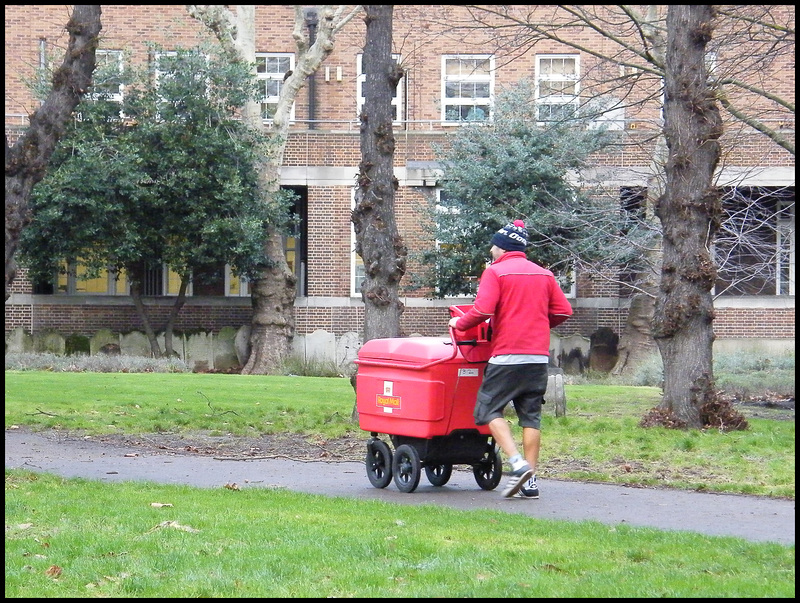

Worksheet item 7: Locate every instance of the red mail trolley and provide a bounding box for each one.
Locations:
[354,305,502,493]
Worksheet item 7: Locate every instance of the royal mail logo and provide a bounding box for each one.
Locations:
[376,394,401,409]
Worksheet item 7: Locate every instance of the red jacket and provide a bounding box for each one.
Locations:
[454,251,573,357]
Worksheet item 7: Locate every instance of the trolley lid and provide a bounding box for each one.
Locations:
[357,336,454,365]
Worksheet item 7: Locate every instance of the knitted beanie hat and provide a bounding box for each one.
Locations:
[490,219,528,251]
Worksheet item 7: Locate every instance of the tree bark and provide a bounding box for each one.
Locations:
[241,224,297,374]
[163,277,189,358]
[5,5,102,300]
[352,5,407,343]
[612,281,658,375]
[652,5,723,428]
[613,146,666,376]
[129,281,163,358]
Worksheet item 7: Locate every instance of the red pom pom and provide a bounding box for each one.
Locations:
[513,219,525,227]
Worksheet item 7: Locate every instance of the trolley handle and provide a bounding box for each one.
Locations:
[353,311,476,371]
[354,328,459,371]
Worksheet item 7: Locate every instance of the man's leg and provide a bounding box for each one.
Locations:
[487,416,520,460]
[489,416,534,497]
[522,426,541,474]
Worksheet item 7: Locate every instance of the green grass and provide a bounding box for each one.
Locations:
[4,371,795,499]
[5,471,794,598]
[4,372,358,439]
[4,370,795,597]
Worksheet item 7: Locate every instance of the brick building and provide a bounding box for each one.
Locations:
[5,5,795,362]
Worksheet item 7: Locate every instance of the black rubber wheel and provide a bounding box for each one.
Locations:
[365,439,393,489]
[425,463,453,487]
[392,444,422,493]
[473,444,503,490]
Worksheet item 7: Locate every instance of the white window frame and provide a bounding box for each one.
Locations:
[777,200,795,296]
[225,265,250,297]
[351,192,366,297]
[153,49,212,116]
[536,54,580,124]
[356,53,405,123]
[153,50,178,87]
[91,49,124,102]
[256,53,295,122]
[153,50,182,119]
[441,55,494,124]
[435,193,477,298]
[57,263,127,296]
[556,269,577,299]
[585,96,625,131]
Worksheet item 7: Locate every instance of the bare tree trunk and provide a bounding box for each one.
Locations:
[129,281,163,358]
[5,5,101,300]
[352,5,407,343]
[163,277,189,358]
[241,224,297,374]
[652,5,723,429]
[205,4,297,375]
[612,279,658,375]
[613,146,665,376]
[188,5,360,374]
[611,6,665,377]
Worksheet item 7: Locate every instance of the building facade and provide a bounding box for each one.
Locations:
[5,5,795,363]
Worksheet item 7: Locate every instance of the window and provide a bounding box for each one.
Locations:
[91,50,124,102]
[54,262,126,295]
[356,53,405,123]
[351,249,366,298]
[58,264,109,295]
[536,54,579,123]
[351,192,366,296]
[283,185,308,297]
[192,264,225,296]
[556,271,577,299]
[152,49,212,120]
[256,53,294,121]
[442,55,494,123]
[152,50,184,118]
[46,259,260,297]
[585,96,625,131]
[777,199,795,295]
[226,266,250,297]
[715,186,795,296]
[434,194,479,297]
[138,262,183,296]
[153,50,178,87]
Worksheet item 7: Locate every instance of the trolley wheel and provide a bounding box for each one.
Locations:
[473,444,503,490]
[425,463,453,487]
[392,444,422,493]
[365,439,393,489]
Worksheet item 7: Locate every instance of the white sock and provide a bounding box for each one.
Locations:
[510,457,528,472]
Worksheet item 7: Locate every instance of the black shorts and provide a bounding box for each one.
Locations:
[473,362,549,429]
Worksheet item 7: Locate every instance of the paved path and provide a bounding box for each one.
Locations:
[5,429,794,546]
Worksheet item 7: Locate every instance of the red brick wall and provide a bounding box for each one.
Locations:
[5,5,794,346]
[714,308,796,339]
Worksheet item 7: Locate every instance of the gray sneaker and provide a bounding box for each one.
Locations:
[514,475,539,499]
[501,464,534,498]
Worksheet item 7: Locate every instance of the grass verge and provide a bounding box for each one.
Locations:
[5,471,794,598]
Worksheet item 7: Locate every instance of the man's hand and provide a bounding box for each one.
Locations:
[448,317,461,330]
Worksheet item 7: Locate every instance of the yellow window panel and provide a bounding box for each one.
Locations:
[75,264,109,294]
[165,268,183,296]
